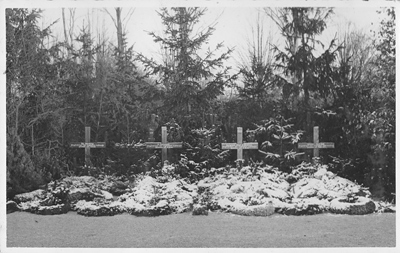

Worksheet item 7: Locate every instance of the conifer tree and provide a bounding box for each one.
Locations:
[238,13,276,105]
[368,7,395,199]
[6,9,52,197]
[138,7,234,126]
[266,7,339,131]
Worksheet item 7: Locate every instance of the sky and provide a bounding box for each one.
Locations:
[34,3,389,73]
[0,0,396,84]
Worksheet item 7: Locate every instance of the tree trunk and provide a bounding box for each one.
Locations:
[15,102,20,134]
[31,124,35,156]
[96,92,103,142]
[69,9,75,50]
[178,8,190,114]
[116,8,124,54]
[62,8,69,46]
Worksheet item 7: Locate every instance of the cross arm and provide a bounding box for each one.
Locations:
[145,142,183,149]
[298,142,334,149]
[70,142,106,148]
[221,143,258,149]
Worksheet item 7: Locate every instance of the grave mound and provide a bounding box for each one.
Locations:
[10,163,394,216]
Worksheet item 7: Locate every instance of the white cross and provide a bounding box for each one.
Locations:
[298,126,334,157]
[145,126,182,163]
[70,127,106,165]
[222,127,258,160]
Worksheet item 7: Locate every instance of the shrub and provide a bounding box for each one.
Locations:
[254,115,304,171]
[7,129,45,199]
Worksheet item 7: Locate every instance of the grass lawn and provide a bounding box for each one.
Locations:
[6,211,396,248]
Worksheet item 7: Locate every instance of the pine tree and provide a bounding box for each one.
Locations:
[368,7,395,200]
[6,8,57,196]
[266,7,339,131]
[7,129,44,198]
[138,7,234,126]
[238,13,276,105]
[233,12,279,129]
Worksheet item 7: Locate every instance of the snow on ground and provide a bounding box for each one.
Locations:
[8,163,394,216]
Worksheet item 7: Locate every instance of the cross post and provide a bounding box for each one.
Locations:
[70,126,106,165]
[145,126,182,163]
[298,126,334,157]
[221,127,258,160]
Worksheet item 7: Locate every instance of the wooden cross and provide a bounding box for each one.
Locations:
[298,126,334,157]
[145,126,182,163]
[221,127,258,160]
[70,126,106,165]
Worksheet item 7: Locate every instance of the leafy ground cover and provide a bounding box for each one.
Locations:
[6,211,395,248]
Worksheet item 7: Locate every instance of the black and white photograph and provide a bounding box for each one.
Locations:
[1,0,397,251]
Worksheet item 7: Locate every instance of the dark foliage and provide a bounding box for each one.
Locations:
[6,7,395,202]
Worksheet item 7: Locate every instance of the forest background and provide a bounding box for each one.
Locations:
[4,2,396,202]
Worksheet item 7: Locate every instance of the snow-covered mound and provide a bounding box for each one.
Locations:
[12,176,122,215]
[9,163,395,216]
[117,175,196,216]
[195,163,377,215]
